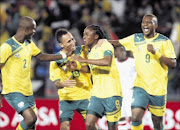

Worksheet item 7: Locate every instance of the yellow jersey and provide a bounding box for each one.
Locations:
[88,42,122,98]
[0,37,41,96]
[49,46,92,101]
[119,33,176,95]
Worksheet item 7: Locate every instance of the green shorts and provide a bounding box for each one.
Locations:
[59,99,89,122]
[4,92,36,114]
[87,96,122,123]
[131,87,166,116]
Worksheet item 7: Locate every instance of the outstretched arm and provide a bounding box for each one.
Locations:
[108,40,122,47]
[35,50,73,62]
[71,55,112,66]
[36,53,64,61]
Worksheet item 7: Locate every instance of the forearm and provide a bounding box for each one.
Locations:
[54,81,65,89]
[84,59,110,66]
[154,51,176,68]
[36,53,64,61]
[108,40,121,47]
[159,56,176,68]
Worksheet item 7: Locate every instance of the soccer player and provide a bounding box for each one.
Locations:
[71,25,123,130]
[109,14,177,130]
[0,16,73,130]
[115,47,136,129]
[49,29,92,130]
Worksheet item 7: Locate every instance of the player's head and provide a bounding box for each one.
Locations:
[18,16,36,40]
[141,14,158,38]
[115,47,127,62]
[55,28,76,51]
[83,24,106,48]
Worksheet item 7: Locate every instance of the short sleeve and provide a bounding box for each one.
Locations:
[0,43,12,64]
[49,61,61,81]
[31,42,41,56]
[163,40,176,59]
[119,34,135,51]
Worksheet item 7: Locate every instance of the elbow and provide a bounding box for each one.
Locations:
[105,61,111,66]
[38,58,43,62]
[169,60,177,68]
[171,62,177,68]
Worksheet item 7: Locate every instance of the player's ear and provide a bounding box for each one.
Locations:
[155,23,158,29]
[60,43,63,48]
[95,34,99,40]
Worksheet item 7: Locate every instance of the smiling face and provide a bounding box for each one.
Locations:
[60,32,76,52]
[83,27,98,49]
[141,15,157,38]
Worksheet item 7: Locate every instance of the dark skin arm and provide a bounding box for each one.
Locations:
[147,44,177,68]
[71,55,112,66]
[35,53,64,61]
[35,50,73,62]
[108,40,122,47]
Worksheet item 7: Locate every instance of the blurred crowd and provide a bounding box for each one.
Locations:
[0,0,180,99]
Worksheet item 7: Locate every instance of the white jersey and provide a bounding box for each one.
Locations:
[115,57,136,117]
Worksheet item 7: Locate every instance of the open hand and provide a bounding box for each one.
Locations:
[63,76,76,88]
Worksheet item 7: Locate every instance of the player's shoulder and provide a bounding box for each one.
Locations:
[75,45,85,55]
[2,37,20,52]
[153,33,169,42]
[102,41,113,48]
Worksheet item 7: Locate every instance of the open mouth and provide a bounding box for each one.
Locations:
[143,27,149,33]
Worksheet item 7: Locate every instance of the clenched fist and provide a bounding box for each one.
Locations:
[147,44,156,54]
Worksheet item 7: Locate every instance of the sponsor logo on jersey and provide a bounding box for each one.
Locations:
[14,53,20,58]
[18,102,24,108]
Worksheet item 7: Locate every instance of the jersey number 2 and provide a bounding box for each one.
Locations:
[23,59,27,68]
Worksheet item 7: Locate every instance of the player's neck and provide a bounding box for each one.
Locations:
[14,33,26,43]
[145,32,157,39]
[61,49,74,55]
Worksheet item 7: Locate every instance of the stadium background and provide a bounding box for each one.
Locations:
[0,0,180,130]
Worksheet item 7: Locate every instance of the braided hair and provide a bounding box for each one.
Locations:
[86,25,107,39]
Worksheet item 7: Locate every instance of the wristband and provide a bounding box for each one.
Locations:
[61,52,67,59]
[155,51,162,59]
[74,61,82,70]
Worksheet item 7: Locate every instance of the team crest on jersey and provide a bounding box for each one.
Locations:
[14,53,20,58]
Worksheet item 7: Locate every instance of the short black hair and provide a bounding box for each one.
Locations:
[55,28,68,43]
[143,14,158,25]
[86,25,107,39]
